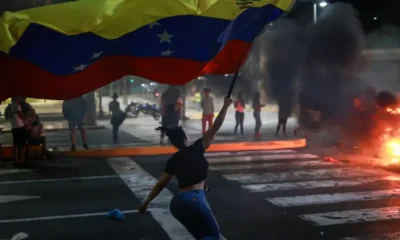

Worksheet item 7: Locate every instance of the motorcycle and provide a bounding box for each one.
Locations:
[125,102,140,118]
[125,102,161,121]
[139,103,161,121]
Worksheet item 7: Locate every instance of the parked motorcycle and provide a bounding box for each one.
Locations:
[125,102,161,121]
[125,102,140,118]
[139,103,161,121]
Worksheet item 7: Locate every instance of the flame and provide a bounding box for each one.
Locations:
[384,138,400,164]
[386,108,400,115]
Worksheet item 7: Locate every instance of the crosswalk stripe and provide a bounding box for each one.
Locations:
[210,159,330,171]
[222,167,388,184]
[242,177,384,192]
[205,149,296,157]
[267,188,400,207]
[208,153,318,163]
[339,232,400,240]
[299,206,400,226]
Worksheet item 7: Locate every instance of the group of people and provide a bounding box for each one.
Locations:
[199,89,290,139]
[5,97,46,166]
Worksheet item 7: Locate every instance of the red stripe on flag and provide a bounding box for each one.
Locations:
[1,40,251,101]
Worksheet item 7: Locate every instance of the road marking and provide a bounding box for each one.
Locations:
[0,195,40,204]
[299,206,400,226]
[0,175,121,185]
[205,149,296,157]
[0,169,34,176]
[107,157,209,240]
[210,159,329,171]
[0,209,138,224]
[222,167,388,184]
[242,177,384,192]
[339,232,400,240]
[267,188,400,207]
[207,153,318,163]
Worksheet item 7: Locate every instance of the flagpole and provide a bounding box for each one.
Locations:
[226,72,239,98]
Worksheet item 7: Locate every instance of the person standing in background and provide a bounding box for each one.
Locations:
[62,96,89,151]
[252,92,265,139]
[201,88,214,134]
[275,101,291,137]
[9,97,27,166]
[234,92,245,135]
[109,93,127,144]
[160,85,182,144]
[20,97,36,159]
[28,114,47,159]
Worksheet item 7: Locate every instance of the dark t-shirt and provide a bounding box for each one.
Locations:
[164,139,208,188]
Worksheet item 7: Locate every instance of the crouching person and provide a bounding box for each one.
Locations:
[28,115,46,159]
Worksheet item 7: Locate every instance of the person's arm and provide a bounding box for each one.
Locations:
[141,173,173,207]
[202,98,232,150]
[15,104,26,119]
[62,102,67,117]
[138,156,175,213]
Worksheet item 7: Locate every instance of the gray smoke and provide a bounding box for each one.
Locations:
[259,3,372,134]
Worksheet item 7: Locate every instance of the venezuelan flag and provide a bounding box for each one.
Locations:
[0,0,294,100]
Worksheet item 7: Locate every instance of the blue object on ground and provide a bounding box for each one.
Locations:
[107,209,125,220]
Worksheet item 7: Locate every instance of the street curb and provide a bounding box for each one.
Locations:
[0,125,105,134]
[53,138,306,157]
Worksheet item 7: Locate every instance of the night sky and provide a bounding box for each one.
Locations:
[290,0,400,33]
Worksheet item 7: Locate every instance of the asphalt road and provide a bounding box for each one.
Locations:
[1,149,400,240]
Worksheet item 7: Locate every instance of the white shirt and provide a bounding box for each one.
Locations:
[202,96,214,114]
[10,103,24,129]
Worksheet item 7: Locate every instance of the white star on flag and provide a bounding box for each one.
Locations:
[148,21,161,29]
[73,64,87,72]
[157,30,173,44]
[91,51,103,59]
[160,49,174,56]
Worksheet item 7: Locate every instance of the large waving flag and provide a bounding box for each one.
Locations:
[0,0,294,100]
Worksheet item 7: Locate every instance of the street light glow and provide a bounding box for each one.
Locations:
[319,1,327,7]
[374,17,378,20]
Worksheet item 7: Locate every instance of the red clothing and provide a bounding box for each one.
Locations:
[202,114,214,134]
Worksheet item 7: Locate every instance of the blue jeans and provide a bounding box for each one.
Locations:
[170,190,220,240]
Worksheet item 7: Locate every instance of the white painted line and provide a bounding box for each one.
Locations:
[300,206,400,226]
[222,167,388,184]
[0,169,34,176]
[0,209,138,224]
[242,177,384,192]
[0,175,121,185]
[107,157,227,240]
[205,149,296,157]
[268,188,400,207]
[207,153,318,163]
[210,159,328,171]
[0,195,40,204]
[339,232,400,240]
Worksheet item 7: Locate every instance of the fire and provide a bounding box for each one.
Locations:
[384,138,400,164]
[386,108,400,115]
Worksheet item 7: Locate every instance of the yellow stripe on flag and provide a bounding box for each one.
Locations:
[0,0,294,53]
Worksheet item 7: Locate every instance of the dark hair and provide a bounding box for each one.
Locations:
[156,126,187,149]
[112,92,118,99]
